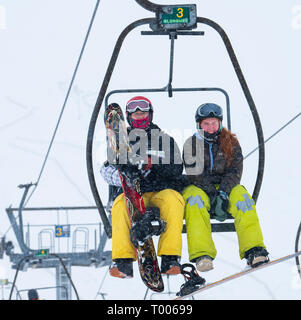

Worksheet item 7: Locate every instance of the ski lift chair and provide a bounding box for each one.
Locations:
[104,87,235,233]
[86,1,265,238]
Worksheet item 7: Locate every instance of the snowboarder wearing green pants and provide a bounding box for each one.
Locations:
[182,103,269,272]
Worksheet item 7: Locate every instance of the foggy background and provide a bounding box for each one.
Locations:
[0,0,301,300]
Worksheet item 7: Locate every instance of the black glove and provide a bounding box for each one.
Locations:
[129,207,166,248]
[118,153,153,179]
[210,190,229,222]
[117,163,140,179]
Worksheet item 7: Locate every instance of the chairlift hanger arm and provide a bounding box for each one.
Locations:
[197,16,265,202]
[135,0,163,13]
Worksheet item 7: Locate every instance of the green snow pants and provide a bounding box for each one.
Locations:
[182,184,266,261]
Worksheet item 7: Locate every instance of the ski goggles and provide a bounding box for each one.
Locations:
[197,103,223,119]
[126,100,151,113]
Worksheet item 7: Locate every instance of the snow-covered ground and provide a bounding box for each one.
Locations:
[0,0,301,300]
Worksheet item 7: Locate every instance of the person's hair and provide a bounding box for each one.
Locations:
[219,127,239,167]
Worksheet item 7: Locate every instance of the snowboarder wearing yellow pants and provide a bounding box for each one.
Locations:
[111,189,184,263]
[101,96,186,279]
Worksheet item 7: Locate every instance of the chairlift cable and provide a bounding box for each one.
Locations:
[23,0,101,207]
[94,266,109,300]
[2,0,100,242]
[244,111,301,160]
[50,253,80,300]
[9,255,31,300]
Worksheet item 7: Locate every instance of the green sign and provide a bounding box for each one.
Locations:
[161,6,190,25]
[35,249,49,257]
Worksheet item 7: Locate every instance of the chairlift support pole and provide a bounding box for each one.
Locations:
[141,30,205,97]
[4,206,111,300]
[86,1,265,237]
[6,184,35,255]
[168,32,175,97]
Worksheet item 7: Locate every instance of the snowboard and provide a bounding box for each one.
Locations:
[104,103,164,292]
[174,251,301,300]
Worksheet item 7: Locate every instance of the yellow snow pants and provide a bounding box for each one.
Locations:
[111,189,185,260]
[182,184,266,261]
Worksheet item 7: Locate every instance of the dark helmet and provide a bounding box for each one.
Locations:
[195,103,223,123]
[195,103,223,142]
[126,96,153,128]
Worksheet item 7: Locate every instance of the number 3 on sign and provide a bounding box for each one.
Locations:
[56,226,62,237]
[177,8,183,18]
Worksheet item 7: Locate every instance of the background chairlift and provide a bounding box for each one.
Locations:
[86,0,265,238]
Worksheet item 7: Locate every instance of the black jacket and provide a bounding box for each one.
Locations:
[183,133,243,196]
[120,123,184,193]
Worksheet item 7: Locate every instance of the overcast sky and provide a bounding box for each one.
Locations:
[0,0,301,300]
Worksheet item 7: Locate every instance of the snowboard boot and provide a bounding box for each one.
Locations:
[195,255,214,272]
[161,255,181,275]
[109,258,133,278]
[244,247,269,268]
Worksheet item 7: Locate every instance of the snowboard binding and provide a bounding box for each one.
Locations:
[176,263,206,297]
